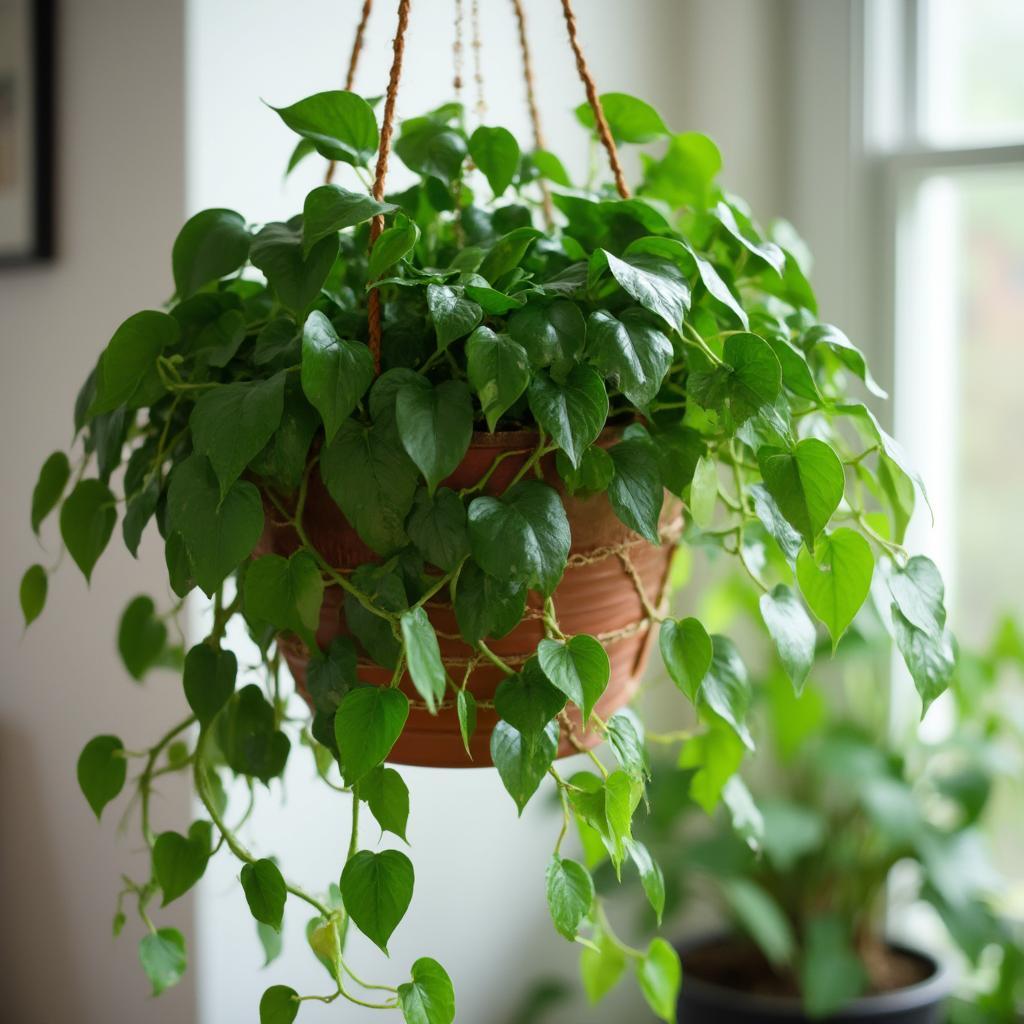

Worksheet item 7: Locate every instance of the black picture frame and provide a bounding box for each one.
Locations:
[0,0,55,266]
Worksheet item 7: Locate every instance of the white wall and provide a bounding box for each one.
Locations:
[185,3,791,1023]
[0,1,193,1022]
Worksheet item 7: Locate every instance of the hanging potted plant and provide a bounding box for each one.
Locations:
[19,1,959,1021]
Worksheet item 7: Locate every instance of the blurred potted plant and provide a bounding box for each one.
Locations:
[17,26,959,1022]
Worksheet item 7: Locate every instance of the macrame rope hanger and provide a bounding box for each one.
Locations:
[359,0,629,371]
[324,0,374,185]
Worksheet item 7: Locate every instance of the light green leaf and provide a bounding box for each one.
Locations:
[271,90,379,166]
[545,856,594,940]
[659,617,713,703]
[340,849,414,954]
[396,378,473,493]
[887,555,947,638]
[626,839,665,923]
[587,308,672,408]
[139,928,187,996]
[398,957,456,1024]
[759,584,816,693]
[892,606,956,716]
[804,323,887,399]
[334,686,410,785]
[576,92,669,143]
[580,918,627,1003]
[241,858,287,931]
[465,326,531,431]
[721,877,795,967]
[77,734,127,820]
[20,564,47,627]
[537,635,609,722]
[636,938,681,1023]
[467,480,571,596]
[469,125,520,196]
[400,607,448,714]
[527,365,607,469]
[796,528,874,648]
[117,595,167,680]
[490,720,559,815]
[300,310,375,441]
[758,438,844,552]
[60,479,117,582]
[302,184,396,252]
[172,208,250,298]
[153,821,212,905]
[679,720,745,813]
[687,454,718,529]
[183,643,237,727]
[641,131,721,208]
[257,922,283,968]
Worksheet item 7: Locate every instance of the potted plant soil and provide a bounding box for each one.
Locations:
[18,5,961,1021]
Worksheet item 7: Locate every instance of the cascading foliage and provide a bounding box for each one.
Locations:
[20,88,957,1023]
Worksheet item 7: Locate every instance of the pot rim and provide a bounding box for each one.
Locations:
[463,421,625,449]
[674,932,953,1018]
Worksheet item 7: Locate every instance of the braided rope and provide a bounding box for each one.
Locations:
[558,0,630,199]
[325,0,375,185]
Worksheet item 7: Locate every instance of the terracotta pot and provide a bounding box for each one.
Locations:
[258,428,681,768]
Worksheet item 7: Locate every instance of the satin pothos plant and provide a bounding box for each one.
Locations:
[20,89,956,1023]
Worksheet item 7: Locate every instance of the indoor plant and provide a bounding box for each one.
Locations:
[19,59,959,1022]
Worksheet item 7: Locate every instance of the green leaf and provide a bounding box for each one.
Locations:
[759,584,816,693]
[679,720,745,813]
[801,916,867,1017]
[244,552,325,647]
[306,637,357,714]
[395,119,467,181]
[172,208,250,298]
[457,689,477,758]
[190,373,286,497]
[659,617,713,703]
[545,856,594,940]
[400,607,449,714]
[608,437,663,543]
[887,555,947,638]
[426,285,482,350]
[494,658,566,737]
[183,643,237,726]
[320,418,419,555]
[31,451,71,533]
[340,849,414,954]
[576,92,669,143]
[587,308,673,408]
[603,770,643,867]
[490,720,559,815]
[465,326,531,431]
[892,607,956,716]
[702,636,754,749]
[117,595,167,680]
[704,332,782,423]
[749,482,803,563]
[300,310,375,441]
[467,480,571,596]
[720,877,796,967]
[259,985,299,1024]
[636,938,681,1023]
[804,323,887,399]
[334,686,410,785]
[60,479,116,582]
[368,216,420,279]
[796,528,874,648]
[687,454,718,529]
[537,635,609,722]
[406,488,470,571]
[530,148,571,186]
[165,454,265,597]
[139,928,186,996]
[90,311,178,416]
[359,765,410,842]
[507,300,586,367]
[153,821,212,905]
[557,445,614,497]
[607,710,651,781]
[251,221,338,315]
[241,858,287,930]
[714,201,785,274]
[257,923,283,968]
[19,564,47,627]
[758,438,844,552]
[77,734,126,819]
[219,685,291,783]
[396,378,473,493]
[641,131,721,208]
[626,839,664,922]
[302,184,396,252]
[580,918,627,1002]
[469,126,520,196]
[479,226,542,282]
[271,90,379,166]
[453,561,526,645]
[722,775,765,851]
[598,249,689,330]
[398,957,456,1024]
[527,366,607,469]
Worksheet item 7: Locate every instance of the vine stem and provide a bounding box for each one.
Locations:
[139,715,196,847]
[476,640,515,675]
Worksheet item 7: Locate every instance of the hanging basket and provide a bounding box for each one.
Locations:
[257,432,681,767]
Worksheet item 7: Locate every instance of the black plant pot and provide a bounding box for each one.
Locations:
[675,935,951,1024]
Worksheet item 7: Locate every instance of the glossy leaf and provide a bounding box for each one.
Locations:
[608,436,663,543]
[796,528,874,649]
[400,607,448,714]
[598,249,689,330]
[759,584,816,693]
[398,958,456,1024]
[368,216,420,279]
[659,617,713,703]
[303,184,396,252]
[537,635,610,722]
[527,365,607,469]
[587,308,673,408]
[636,938,681,1023]
[271,90,379,166]
[426,284,482,350]
[508,300,586,368]
[490,720,559,815]
[465,326,531,432]
[396,378,473,493]
[340,849,414,954]
[545,856,594,940]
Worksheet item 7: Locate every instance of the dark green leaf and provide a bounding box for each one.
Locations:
[636,938,682,1023]
[244,552,324,647]
[576,93,669,143]
[598,249,689,330]
[426,285,482,350]
[659,616,712,702]
[465,326,531,431]
[259,985,299,1024]
[60,479,116,582]
[334,686,409,785]
[250,222,338,315]
[545,855,594,940]
[31,451,71,533]
[494,658,566,738]
[340,849,414,953]
[490,719,559,815]
[138,928,186,996]
[759,585,816,693]
[19,564,47,627]
[608,437,663,542]
[467,480,571,596]
[77,734,126,819]
[165,454,265,597]
[396,378,473,493]
[469,126,520,196]
[190,373,286,497]
[749,482,803,563]
[395,119,467,181]
[607,710,650,781]
[400,607,448,714]
[368,216,420,280]
[183,643,237,726]
[528,365,607,469]
[507,300,586,367]
[241,858,287,930]
[557,445,614,497]
[801,916,867,1017]
[537,635,609,722]
[457,689,477,758]
[306,636,357,714]
[479,226,541,282]
[301,311,374,442]
[219,685,291,782]
[406,488,470,570]
[153,821,212,905]
[359,765,410,842]
[172,208,250,298]
[796,528,874,649]
[398,957,456,1024]
[704,636,754,749]
[303,184,396,252]
[453,561,525,645]
[586,308,672,408]
[117,595,167,680]
[892,607,956,716]
[271,90,378,166]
